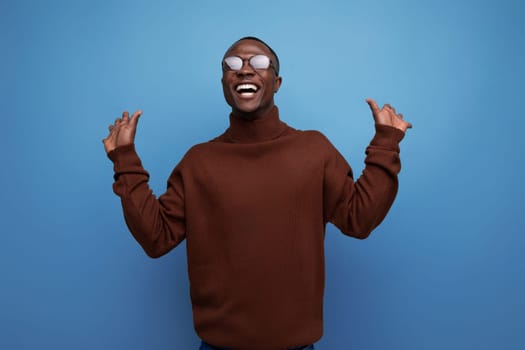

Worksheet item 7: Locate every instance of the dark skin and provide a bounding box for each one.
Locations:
[103,39,411,154]
[221,39,282,120]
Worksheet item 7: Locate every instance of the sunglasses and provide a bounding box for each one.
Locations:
[222,55,277,74]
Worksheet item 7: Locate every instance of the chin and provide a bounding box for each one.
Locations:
[237,105,260,114]
[232,99,262,114]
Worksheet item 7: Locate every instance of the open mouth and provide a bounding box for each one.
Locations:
[235,83,259,98]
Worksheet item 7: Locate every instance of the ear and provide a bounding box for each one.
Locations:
[273,76,282,93]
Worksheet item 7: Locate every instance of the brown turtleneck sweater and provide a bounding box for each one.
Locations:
[108,106,405,350]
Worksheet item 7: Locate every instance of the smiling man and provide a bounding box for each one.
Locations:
[103,37,411,350]
[221,38,282,119]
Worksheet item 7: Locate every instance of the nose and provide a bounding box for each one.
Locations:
[236,58,255,76]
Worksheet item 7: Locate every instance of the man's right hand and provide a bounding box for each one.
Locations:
[102,110,142,154]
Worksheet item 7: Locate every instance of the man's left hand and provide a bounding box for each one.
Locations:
[366,98,412,133]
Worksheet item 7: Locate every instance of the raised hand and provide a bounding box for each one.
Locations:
[102,110,143,154]
[366,98,412,133]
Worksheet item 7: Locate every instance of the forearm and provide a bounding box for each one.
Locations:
[329,124,404,238]
[108,144,185,257]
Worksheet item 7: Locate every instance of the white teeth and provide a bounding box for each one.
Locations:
[236,84,258,92]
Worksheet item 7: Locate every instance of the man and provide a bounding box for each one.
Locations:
[103,37,411,350]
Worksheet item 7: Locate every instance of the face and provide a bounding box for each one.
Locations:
[221,39,282,119]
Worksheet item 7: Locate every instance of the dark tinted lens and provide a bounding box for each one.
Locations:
[249,55,270,69]
[223,56,243,70]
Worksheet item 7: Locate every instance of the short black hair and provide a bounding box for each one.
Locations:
[226,36,280,75]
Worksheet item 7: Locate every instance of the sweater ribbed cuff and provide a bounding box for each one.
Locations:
[107,144,145,175]
[370,124,405,151]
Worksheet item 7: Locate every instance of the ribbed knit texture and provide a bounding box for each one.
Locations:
[108,106,404,350]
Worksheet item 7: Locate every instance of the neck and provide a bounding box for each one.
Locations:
[226,105,287,143]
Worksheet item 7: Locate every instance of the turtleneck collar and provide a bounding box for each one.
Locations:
[225,106,288,143]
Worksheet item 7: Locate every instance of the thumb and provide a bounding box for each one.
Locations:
[365,98,380,116]
[129,109,143,127]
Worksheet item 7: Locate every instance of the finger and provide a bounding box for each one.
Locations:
[104,129,115,141]
[108,124,114,132]
[114,118,122,125]
[398,119,412,130]
[398,113,404,119]
[386,104,397,114]
[102,137,114,153]
[121,111,130,123]
[129,109,143,127]
[384,105,398,119]
[365,98,380,115]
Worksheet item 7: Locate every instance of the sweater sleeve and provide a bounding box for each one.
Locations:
[107,144,186,257]
[323,124,405,239]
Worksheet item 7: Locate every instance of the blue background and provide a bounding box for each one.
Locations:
[2,0,524,349]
